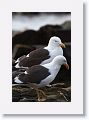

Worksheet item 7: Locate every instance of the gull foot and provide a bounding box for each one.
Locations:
[37,89,47,102]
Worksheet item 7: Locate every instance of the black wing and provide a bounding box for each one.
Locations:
[18,65,50,84]
[18,48,50,67]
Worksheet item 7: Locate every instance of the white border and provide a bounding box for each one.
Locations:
[0,0,83,114]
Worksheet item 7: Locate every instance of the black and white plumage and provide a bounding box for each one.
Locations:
[13,55,69,87]
[15,36,65,68]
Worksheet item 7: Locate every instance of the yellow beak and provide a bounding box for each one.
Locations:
[63,63,69,70]
[59,43,65,48]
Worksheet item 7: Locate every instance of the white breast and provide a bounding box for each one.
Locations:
[41,47,63,65]
[39,63,61,87]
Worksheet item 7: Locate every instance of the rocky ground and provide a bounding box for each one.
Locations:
[12,83,71,102]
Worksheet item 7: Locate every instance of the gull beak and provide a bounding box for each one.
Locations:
[59,43,65,48]
[63,63,69,70]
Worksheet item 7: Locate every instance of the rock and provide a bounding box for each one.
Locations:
[12,12,40,16]
[12,88,21,102]
[12,23,71,50]
[12,59,16,66]
[13,44,36,60]
[12,30,37,50]
[19,98,37,102]
[12,84,71,102]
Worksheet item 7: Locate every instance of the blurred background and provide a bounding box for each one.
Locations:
[12,12,71,102]
[12,12,70,32]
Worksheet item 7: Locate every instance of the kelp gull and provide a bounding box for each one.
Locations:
[14,55,69,101]
[15,36,65,68]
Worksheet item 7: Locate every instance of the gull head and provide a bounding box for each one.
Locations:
[52,55,69,70]
[48,36,65,49]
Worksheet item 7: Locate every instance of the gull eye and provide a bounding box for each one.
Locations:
[55,40,58,42]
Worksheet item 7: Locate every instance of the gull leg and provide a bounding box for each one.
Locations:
[36,89,47,102]
[22,83,47,101]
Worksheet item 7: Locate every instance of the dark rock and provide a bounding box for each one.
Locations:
[19,98,37,102]
[12,24,71,50]
[38,24,71,43]
[12,84,71,102]
[12,12,40,16]
[12,12,70,16]
[20,89,37,98]
[12,30,37,50]
[12,59,16,66]
[12,88,21,102]
[13,45,36,60]
[45,99,57,102]
[12,97,20,102]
